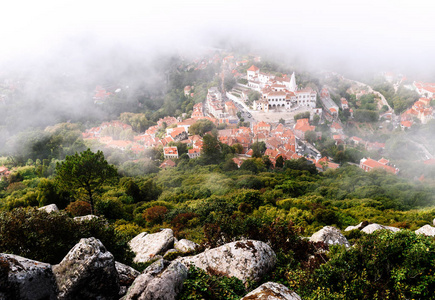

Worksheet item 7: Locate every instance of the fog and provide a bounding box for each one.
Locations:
[1,0,435,155]
[2,0,434,74]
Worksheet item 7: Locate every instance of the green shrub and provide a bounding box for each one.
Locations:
[177,266,246,300]
[0,208,133,265]
[305,230,435,299]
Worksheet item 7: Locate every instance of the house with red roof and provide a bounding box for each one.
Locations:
[192,103,204,118]
[184,86,192,97]
[186,148,199,159]
[317,157,340,171]
[360,158,399,175]
[340,98,349,110]
[400,120,413,130]
[350,136,365,146]
[264,149,282,166]
[330,122,343,134]
[160,159,176,169]
[332,134,346,145]
[163,147,179,159]
[236,60,249,66]
[293,118,315,139]
[158,116,178,128]
[247,65,260,81]
[168,127,188,141]
[232,157,244,168]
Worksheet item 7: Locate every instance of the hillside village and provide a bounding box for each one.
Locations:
[2,52,434,181]
[75,57,435,177]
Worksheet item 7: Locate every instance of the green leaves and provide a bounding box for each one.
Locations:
[177,266,246,300]
[55,149,118,214]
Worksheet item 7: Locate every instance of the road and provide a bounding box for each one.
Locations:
[408,138,433,160]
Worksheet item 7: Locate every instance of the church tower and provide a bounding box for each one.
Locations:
[289,72,297,92]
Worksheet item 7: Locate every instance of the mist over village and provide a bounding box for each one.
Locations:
[1,1,435,299]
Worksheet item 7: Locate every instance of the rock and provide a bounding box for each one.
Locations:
[38,204,59,213]
[73,214,99,222]
[115,261,140,297]
[163,249,180,260]
[309,226,350,247]
[174,239,199,253]
[433,218,435,226]
[129,229,175,263]
[0,254,57,300]
[52,237,119,300]
[176,240,276,284]
[123,259,188,300]
[415,224,435,236]
[240,282,301,300]
[361,223,400,234]
[344,221,370,231]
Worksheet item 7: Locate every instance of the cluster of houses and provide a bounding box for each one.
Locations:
[205,87,238,124]
[400,97,433,129]
[413,81,435,99]
[244,65,317,112]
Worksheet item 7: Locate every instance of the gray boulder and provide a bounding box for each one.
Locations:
[38,204,59,213]
[415,224,435,236]
[240,282,301,300]
[177,240,276,284]
[344,221,370,231]
[123,259,188,300]
[309,226,350,247]
[115,261,140,297]
[129,229,174,263]
[0,254,57,300]
[361,223,400,234]
[73,214,99,222]
[52,237,119,300]
[174,239,198,253]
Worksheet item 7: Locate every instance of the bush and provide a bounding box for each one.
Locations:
[143,206,168,224]
[305,230,435,299]
[65,200,92,217]
[177,266,246,300]
[0,208,133,265]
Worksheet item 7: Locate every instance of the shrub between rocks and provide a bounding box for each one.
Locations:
[0,208,133,265]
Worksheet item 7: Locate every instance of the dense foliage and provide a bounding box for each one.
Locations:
[0,208,133,265]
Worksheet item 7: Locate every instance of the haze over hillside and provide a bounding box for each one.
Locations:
[2,0,435,76]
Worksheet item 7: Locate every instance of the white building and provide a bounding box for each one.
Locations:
[248,65,317,112]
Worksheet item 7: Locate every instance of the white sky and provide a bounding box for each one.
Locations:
[1,0,435,72]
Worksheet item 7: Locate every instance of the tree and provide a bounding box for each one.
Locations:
[312,114,320,126]
[240,159,258,173]
[55,149,118,214]
[251,141,266,158]
[279,118,285,125]
[275,155,284,168]
[305,130,317,144]
[294,111,310,122]
[232,143,244,154]
[201,133,222,164]
[189,119,216,136]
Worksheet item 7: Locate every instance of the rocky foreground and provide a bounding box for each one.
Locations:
[0,227,293,300]
[2,219,435,300]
